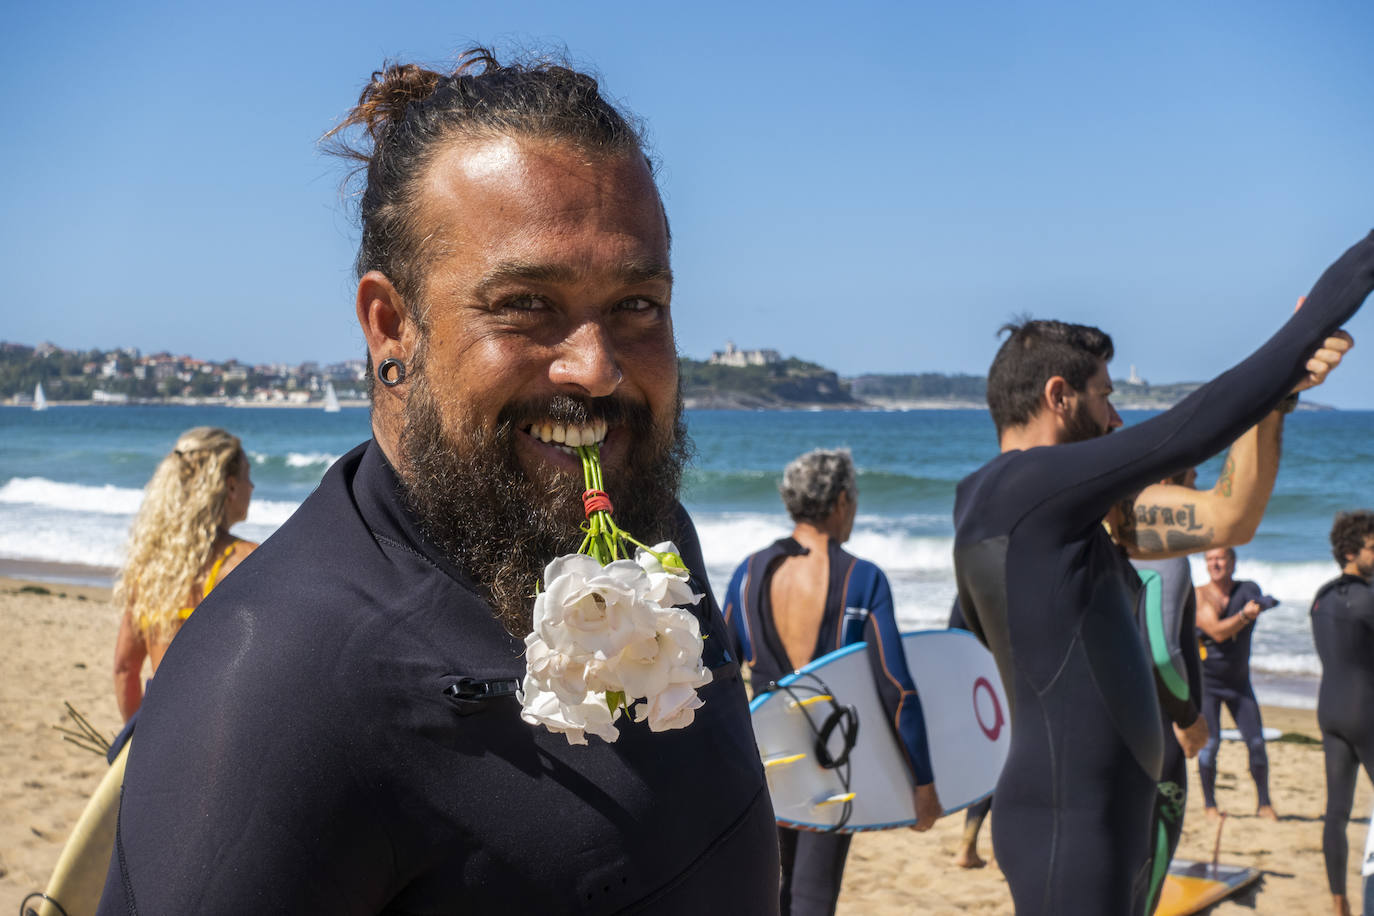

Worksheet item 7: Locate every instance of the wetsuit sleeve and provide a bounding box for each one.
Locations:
[1182,587,1203,721]
[1007,233,1374,533]
[1234,580,1279,611]
[854,563,935,786]
[722,560,751,664]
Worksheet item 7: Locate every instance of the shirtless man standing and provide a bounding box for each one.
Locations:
[724,448,941,915]
[1195,546,1281,820]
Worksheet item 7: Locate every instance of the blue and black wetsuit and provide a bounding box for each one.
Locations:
[1133,555,1204,909]
[723,538,934,916]
[98,441,779,915]
[1311,573,1374,897]
[952,232,1374,916]
[1197,579,1278,810]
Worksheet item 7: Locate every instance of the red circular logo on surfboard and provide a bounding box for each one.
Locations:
[973,676,1004,741]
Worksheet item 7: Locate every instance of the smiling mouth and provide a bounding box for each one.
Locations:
[524,420,609,455]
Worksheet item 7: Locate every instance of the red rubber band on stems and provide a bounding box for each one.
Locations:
[582,489,613,517]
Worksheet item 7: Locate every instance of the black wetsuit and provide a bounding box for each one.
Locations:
[1197,579,1278,810]
[951,231,1374,916]
[723,538,934,916]
[1311,573,1374,897]
[98,441,779,915]
[1132,555,1204,910]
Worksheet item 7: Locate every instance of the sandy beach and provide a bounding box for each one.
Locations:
[2,577,1368,914]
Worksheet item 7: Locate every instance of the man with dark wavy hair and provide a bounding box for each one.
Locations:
[952,233,1373,916]
[98,49,779,915]
[1312,510,1374,916]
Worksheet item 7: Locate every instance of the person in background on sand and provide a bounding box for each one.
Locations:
[99,49,777,915]
[1311,510,1374,916]
[112,426,256,723]
[724,448,942,916]
[952,232,1370,916]
[1195,546,1281,821]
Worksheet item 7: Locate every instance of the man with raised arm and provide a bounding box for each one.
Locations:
[952,233,1372,916]
[98,49,778,915]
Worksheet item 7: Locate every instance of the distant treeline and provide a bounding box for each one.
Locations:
[678,357,855,407]
[848,373,986,401]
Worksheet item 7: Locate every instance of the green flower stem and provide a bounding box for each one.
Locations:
[575,444,636,562]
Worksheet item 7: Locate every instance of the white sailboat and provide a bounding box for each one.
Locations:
[33,382,48,411]
[323,381,341,413]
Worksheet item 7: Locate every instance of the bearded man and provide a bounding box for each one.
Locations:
[953,246,1373,916]
[98,50,779,915]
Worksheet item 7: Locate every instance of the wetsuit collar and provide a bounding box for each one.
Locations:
[350,439,484,596]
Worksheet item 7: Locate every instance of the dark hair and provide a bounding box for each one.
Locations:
[324,47,656,389]
[985,318,1114,435]
[1330,510,1374,565]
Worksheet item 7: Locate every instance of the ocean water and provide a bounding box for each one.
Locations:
[4,404,1369,707]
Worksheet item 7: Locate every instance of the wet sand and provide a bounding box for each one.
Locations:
[1,577,1368,914]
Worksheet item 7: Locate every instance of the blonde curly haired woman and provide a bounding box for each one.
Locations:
[112,427,258,721]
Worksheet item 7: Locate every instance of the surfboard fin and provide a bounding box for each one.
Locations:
[788,695,833,709]
[813,792,856,808]
[762,753,807,769]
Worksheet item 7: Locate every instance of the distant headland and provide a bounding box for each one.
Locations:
[1,339,1330,411]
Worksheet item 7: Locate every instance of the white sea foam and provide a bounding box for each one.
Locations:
[1187,555,1336,604]
[0,477,302,568]
[0,511,130,568]
[0,477,145,515]
[285,452,339,469]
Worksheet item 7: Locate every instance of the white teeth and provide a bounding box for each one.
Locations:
[525,422,607,447]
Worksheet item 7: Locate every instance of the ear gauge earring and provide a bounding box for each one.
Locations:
[377,357,406,387]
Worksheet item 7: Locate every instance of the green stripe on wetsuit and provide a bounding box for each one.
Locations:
[1139,569,1189,702]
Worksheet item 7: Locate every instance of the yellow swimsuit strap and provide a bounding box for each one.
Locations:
[178,542,238,620]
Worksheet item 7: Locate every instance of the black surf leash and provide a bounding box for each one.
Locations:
[767,671,859,831]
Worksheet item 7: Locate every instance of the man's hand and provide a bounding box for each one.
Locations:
[1240,599,1265,623]
[1291,298,1353,392]
[910,782,943,832]
[1174,717,1209,759]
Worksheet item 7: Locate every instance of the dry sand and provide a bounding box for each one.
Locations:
[2,577,1369,914]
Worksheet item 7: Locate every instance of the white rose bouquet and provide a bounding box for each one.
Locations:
[519,444,712,744]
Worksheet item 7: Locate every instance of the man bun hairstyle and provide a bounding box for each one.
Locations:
[324,47,657,391]
[1330,510,1374,565]
[780,448,856,525]
[986,318,1115,435]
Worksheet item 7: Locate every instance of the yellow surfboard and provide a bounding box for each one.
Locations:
[1155,859,1261,916]
[26,741,130,916]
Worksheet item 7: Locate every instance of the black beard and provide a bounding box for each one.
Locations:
[1062,401,1109,444]
[396,374,689,636]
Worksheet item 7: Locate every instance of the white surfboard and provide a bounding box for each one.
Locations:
[749,628,1009,833]
[1218,727,1282,742]
[27,741,129,916]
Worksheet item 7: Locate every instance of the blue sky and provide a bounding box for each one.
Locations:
[5,1,1374,405]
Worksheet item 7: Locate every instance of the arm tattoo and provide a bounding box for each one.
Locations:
[1165,529,1214,552]
[1134,502,1206,532]
[1135,529,1165,552]
[1216,453,1236,498]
